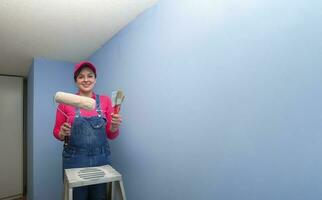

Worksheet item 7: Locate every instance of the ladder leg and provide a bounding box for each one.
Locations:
[64,178,68,200]
[111,182,115,200]
[64,185,68,200]
[119,180,127,200]
[68,187,73,200]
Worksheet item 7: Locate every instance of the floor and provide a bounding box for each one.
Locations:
[12,197,26,200]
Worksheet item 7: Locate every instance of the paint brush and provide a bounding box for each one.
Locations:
[111,90,125,114]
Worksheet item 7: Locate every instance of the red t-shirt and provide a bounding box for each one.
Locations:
[53,93,119,141]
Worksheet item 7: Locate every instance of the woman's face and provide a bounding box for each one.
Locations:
[75,67,96,93]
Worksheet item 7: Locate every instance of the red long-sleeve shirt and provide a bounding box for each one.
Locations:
[53,93,119,141]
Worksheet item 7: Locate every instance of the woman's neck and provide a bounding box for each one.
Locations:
[79,91,93,98]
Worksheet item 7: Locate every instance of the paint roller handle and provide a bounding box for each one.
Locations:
[59,122,71,145]
[64,136,69,147]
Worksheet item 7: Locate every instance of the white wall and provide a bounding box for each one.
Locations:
[0,75,23,199]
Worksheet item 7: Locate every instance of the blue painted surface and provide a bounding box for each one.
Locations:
[89,0,322,199]
[27,58,75,200]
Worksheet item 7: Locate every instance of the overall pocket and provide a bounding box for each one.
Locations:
[88,118,106,129]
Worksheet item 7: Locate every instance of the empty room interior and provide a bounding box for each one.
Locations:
[1,0,322,200]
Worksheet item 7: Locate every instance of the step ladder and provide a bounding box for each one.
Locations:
[64,165,126,200]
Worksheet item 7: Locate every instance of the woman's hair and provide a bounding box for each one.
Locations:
[74,64,97,81]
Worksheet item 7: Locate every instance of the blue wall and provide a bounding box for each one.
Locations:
[27,58,75,200]
[89,0,322,199]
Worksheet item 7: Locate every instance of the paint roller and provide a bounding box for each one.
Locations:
[54,92,96,146]
[54,92,96,110]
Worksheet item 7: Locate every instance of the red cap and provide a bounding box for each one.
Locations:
[74,61,96,80]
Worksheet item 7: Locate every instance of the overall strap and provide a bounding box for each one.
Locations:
[75,107,81,118]
[96,94,102,117]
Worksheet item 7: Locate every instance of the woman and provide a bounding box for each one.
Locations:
[53,61,122,200]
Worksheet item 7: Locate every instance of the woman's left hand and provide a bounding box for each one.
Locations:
[110,113,122,132]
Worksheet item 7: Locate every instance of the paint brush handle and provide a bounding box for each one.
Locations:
[114,105,121,114]
[63,120,70,147]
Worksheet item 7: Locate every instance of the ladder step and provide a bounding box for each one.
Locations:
[64,165,126,200]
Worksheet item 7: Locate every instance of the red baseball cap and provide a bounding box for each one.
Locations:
[74,61,97,80]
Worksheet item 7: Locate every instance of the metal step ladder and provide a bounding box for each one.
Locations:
[64,165,126,200]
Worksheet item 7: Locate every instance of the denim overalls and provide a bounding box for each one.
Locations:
[63,95,111,200]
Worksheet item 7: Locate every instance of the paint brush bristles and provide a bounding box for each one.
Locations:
[112,90,125,106]
[116,90,124,105]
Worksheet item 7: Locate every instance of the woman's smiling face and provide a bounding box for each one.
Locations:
[75,67,96,93]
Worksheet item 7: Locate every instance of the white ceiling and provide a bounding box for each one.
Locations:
[0,0,158,76]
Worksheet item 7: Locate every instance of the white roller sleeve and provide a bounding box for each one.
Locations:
[54,92,96,110]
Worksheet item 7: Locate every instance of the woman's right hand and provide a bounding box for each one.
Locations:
[59,122,71,140]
